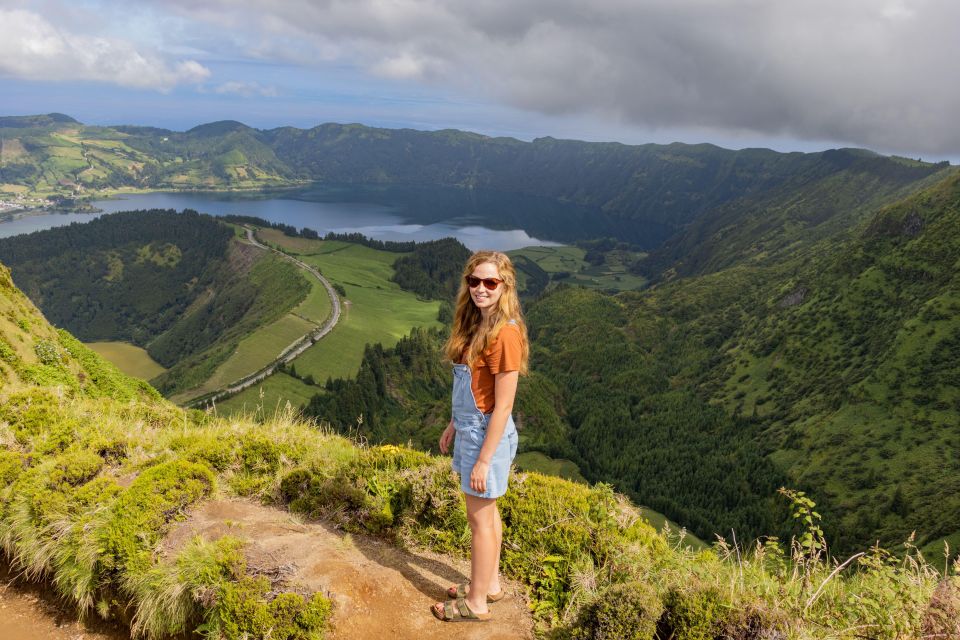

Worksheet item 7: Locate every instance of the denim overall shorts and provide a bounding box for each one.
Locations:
[450,362,519,499]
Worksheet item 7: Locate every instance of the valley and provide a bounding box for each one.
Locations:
[2,112,959,559]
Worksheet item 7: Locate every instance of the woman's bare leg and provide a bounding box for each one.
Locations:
[490,502,503,594]
[463,493,497,614]
[434,494,503,618]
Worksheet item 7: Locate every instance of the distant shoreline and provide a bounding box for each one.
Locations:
[0,182,313,223]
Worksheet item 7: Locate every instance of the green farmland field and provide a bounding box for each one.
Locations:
[174,235,332,402]
[198,314,316,395]
[85,341,167,380]
[509,245,648,292]
[216,232,441,416]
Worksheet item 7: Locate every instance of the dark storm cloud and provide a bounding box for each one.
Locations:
[151,0,960,154]
[11,0,960,155]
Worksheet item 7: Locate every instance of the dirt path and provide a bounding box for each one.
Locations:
[164,499,535,640]
[0,561,126,640]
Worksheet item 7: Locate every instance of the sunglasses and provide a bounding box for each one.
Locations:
[465,275,504,290]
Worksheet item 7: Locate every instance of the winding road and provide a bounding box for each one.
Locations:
[185,227,341,409]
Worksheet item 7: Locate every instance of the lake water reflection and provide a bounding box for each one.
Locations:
[0,187,564,251]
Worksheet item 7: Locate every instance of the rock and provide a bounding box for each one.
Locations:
[778,286,807,308]
[901,211,924,237]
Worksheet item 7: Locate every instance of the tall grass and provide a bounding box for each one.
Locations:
[1,384,954,639]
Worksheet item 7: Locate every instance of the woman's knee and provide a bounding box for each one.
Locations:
[465,494,497,529]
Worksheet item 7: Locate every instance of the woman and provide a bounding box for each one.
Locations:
[431,250,528,623]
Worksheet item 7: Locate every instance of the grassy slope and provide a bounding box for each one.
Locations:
[216,230,439,416]
[177,239,333,401]
[1,259,950,640]
[0,121,290,198]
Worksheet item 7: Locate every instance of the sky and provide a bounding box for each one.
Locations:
[2,0,958,161]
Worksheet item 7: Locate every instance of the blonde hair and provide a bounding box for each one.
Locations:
[444,251,529,374]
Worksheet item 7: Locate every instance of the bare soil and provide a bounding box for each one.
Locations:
[0,560,127,640]
[163,499,535,640]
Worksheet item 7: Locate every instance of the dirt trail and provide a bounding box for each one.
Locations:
[164,499,535,640]
[0,561,126,640]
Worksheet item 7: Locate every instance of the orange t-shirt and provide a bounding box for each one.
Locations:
[467,323,523,413]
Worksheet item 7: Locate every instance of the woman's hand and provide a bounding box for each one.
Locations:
[470,460,490,494]
[439,420,455,454]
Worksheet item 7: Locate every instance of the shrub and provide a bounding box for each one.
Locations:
[207,575,331,640]
[98,460,215,576]
[659,584,731,640]
[0,450,25,485]
[169,431,238,471]
[720,605,788,640]
[0,337,18,363]
[35,339,63,366]
[281,444,436,535]
[569,581,663,640]
[128,535,246,639]
[240,434,283,473]
[48,450,104,488]
[499,475,630,615]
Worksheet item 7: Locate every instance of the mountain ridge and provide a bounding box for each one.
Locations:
[2,113,951,249]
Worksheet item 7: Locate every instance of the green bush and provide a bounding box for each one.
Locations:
[281,444,436,534]
[48,450,104,488]
[98,460,215,576]
[0,450,26,485]
[35,339,63,365]
[499,476,633,615]
[169,431,238,471]
[129,535,246,639]
[208,576,331,640]
[1,389,63,439]
[240,434,283,473]
[660,584,731,640]
[0,336,18,363]
[569,581,663,640]
[0,389,82,454]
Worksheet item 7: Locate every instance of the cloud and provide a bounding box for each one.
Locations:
[151,0,960,155]
[0,8,210,91]
[213,81,278,97]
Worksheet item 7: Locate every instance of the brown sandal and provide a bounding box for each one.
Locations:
[431,597,492,622]
[446,582,505,602]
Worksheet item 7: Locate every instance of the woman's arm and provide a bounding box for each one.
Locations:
[470,370,519,494]
[439,418,454,454]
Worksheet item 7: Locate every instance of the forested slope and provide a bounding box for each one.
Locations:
[537,167,960,551]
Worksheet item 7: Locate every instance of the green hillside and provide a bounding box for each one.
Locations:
[0,210,311,397]
[640,149,952,279]
[527,168,960,553]
[1,251,953,639]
